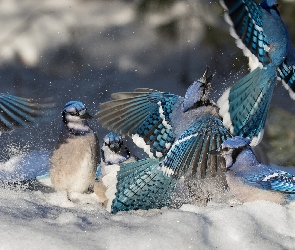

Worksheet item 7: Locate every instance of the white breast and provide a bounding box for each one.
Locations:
[50,131,98,194]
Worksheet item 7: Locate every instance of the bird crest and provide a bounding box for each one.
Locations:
[183,68,215,112]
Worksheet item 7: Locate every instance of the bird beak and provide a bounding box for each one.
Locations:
[80,112,93,119]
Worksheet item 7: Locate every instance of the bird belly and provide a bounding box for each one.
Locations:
[50,134,97,194]
[226,174,285,204]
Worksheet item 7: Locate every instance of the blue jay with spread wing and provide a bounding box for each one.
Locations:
[96,69,232,213]
[211,136,295,203]
[218,0,295,145]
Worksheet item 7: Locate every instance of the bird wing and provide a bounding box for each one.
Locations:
[218,66,276,146]
[248,170,295,193]
[0,93,55,131]
[220,0,270,66]
[97,89,181,158]
[277,57,295,100]
[103,158,178,213]
[160,114,232,179]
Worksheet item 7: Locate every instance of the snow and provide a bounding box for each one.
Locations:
[1,188,295,250]
[0,151,295,249]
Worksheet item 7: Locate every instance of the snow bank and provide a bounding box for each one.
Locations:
[0,151,294,250]
[0,186,294,250]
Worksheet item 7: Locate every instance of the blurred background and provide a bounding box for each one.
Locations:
[0,0,295,166]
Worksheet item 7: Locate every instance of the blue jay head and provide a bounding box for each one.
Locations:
[103,132,124,153]
[260,0,280,14]
[183,68,215,112]
[211,136,251,170]
[62,101,92,133]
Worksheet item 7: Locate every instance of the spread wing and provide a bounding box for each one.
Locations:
[97,88,181,158]
[0,93,54,131]
[221,0,270,66]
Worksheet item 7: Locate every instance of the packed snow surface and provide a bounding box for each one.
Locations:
[0,151,295,250]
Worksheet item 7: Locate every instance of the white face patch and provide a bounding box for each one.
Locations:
[65,113,90,133]
[67,121,90,133]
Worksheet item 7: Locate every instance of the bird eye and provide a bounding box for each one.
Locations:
[70,111,78,116]
[223,147,229,151]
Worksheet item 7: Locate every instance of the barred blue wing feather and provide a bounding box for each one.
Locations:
[221,0,270,67]
[161,114,232,179]
[97,90,180,157]
[247,171,295,193]
[0,93,54,131]
[111,158,178,213]
[221,0,295,98]
[277,62,295,99]
[218,67,276,145]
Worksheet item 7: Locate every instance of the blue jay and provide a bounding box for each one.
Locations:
[0,93,53,132]
[94,132,138,205]
[50,101,100,199]
[97,69,232,213]
[211,136,295,203]
[218,0,295,145]
[101,132,137,168]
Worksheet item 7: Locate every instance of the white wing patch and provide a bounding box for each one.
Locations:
[132,134,154,158]
[160,132,198,176]
[262,172,279,182]
[222,2,264,71]
[217,88,234,134]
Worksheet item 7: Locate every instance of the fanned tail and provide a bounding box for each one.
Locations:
[103,158,178,213]
[0,94,55,131]
[218,67,276,145]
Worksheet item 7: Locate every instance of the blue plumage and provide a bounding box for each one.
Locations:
[97,69,232,213]
[213,136,295,203]
[161,114,228,179]
[219,0,295,145]
[0,93,54,131]
[111,158,177,213]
